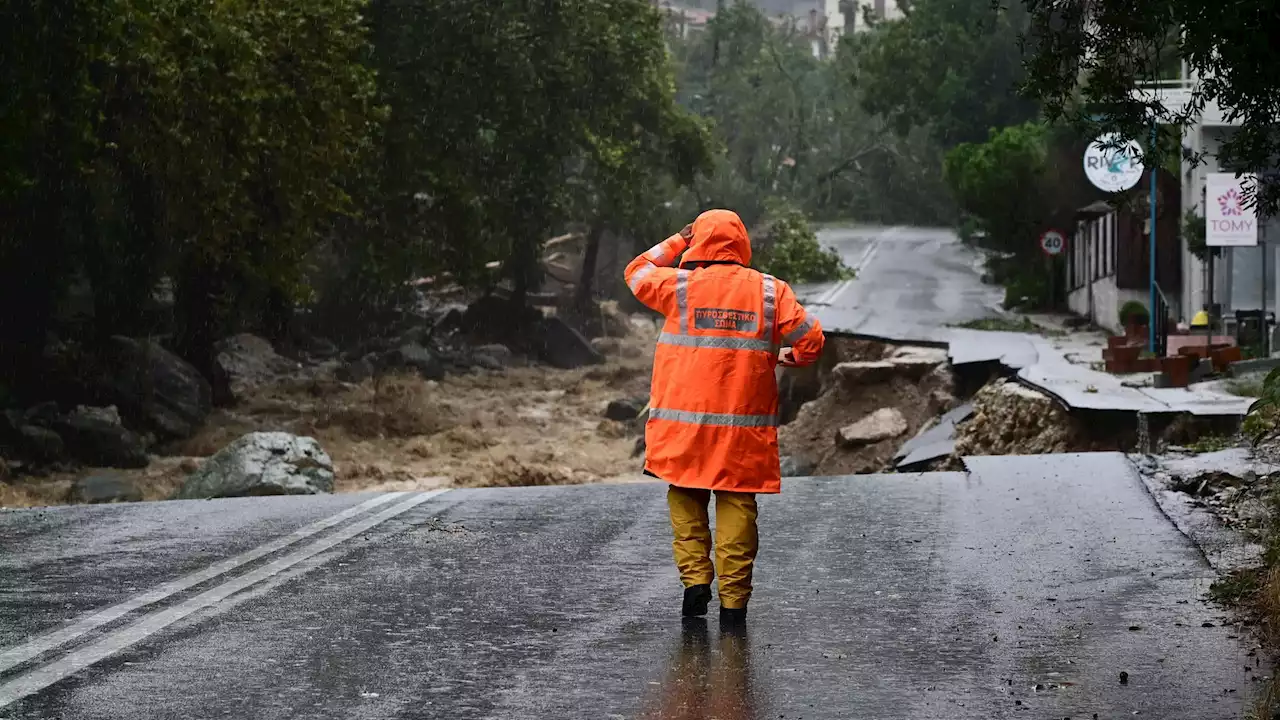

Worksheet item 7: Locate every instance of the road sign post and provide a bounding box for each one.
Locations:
[1039,229,1066,310]
[1038,229,1066,257]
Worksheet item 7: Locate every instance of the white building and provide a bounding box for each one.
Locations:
[834,0,905,33]
[1137,71,1280,324]
[793,0,908,59]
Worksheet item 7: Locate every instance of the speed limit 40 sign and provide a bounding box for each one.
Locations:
[1039,229,1067,256]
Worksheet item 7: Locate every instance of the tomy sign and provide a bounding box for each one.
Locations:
[1206,172,1258,247]
[1083,134,1145,193]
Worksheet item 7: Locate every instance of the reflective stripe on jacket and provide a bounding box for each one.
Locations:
[625,209,825,493]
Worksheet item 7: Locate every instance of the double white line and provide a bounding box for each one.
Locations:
[811,226,899,307]
[0,489,447,710]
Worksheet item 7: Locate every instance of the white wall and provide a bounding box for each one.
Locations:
[1178,124,1280,319]
[1068,279,1149,335]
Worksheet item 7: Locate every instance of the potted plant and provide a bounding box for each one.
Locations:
[1119,300,1150,340]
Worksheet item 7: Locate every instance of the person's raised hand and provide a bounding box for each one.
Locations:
[778,347,798,367]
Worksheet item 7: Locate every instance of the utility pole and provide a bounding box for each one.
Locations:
[1148,125,1159,355]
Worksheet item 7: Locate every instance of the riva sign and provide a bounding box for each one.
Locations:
[1206,172,1258,247]
[1083,134,1145,193]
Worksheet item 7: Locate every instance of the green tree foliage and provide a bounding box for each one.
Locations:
[943,122,1058,309]
[754,200,852,283]
[664,1,954,228]
[0,0,381,382]
[855,0,1039,147]
[362,0,710,308]
[1021,0,1280,212]
[944,122,1052,253]
[0,0,710,392]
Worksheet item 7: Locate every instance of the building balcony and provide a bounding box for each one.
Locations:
[1133,77,1241,128]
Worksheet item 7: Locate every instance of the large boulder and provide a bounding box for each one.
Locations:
[176,432,334,499]
[71,472,143,504]
[16,425,65,463]
[472,343,514,369]
[885,346,949,379]
[836,408,908,447]
[533,317,604,369]
[303,336,340,360]
[213,334,299,404]
[604,397,647,422]
[55,405,149,469]
[590,336,624,356]
[462,296,543,342]
[377,343,445,380]
[833,361,897,387]
[335,355,376,383]
[0,410,64,462]
[97,336,211,439]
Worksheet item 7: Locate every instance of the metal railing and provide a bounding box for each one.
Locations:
[1153,282,1173,357]
[1134,78,1196,89]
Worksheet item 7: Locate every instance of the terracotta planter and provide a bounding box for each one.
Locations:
[1107,335,1142,350]
[1211,346,1243,372]
[1112,345,1141,363]
[1104,345,1142,374]
[1125,322,1149,341]
[1133,356,1161,373]
[1179,345,1210,359]
[1160,355,1194,388]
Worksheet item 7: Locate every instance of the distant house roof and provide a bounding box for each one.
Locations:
[1076,200,1113,219]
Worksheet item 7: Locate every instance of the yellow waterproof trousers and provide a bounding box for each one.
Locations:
[667,485,759,609]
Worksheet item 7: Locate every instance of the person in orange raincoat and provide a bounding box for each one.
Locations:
[625,209,826,625]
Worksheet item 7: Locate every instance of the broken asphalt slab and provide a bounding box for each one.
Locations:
[0,452,1254,719]
[798,224,1246,416]
[893,402,973,470]
[807,310,1254,417]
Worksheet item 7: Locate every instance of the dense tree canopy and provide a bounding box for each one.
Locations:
[0,0,711,396]
[0,0,382,383]
[665,1,955,231]
[1021,0,1280,211]
[856,0,1039,147]
[0,0,1083,396]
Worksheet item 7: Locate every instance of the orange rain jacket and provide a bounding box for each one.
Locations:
[625,209,825,494]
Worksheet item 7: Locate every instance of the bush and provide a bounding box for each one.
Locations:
[1002,271,1051,311]
[754,200,852,284]
[1119,301,1150,327]
[1245,365,1280,441]
[957,216,986,246]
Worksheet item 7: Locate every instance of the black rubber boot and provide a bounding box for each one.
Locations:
[719,606,748,628]
[682,584,712,617]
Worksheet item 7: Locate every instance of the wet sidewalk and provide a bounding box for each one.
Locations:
[811,300,1253,416]
[953,326,1251,415]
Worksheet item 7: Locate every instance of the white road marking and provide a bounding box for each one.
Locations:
[0,491,407,675]
[813,278,852,306]
[812,225,900,307]
[0,489,447,710]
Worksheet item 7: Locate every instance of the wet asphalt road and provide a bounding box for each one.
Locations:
[803,225,1003,341]
[0,453,1254,718]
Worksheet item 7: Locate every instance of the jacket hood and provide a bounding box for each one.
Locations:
[681,209,751,267]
